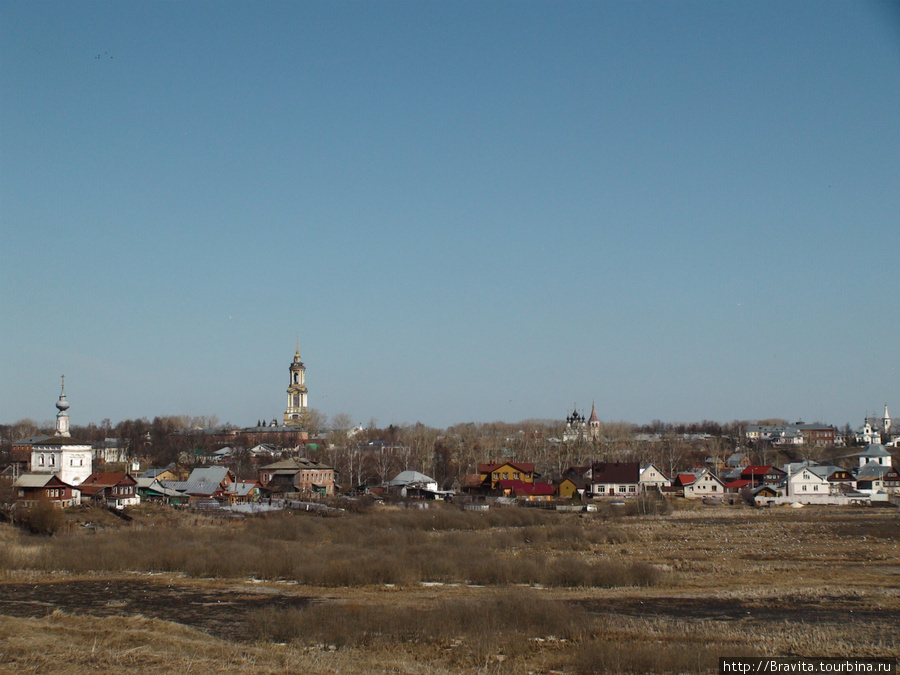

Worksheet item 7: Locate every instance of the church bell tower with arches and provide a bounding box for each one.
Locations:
[283,344,308,427]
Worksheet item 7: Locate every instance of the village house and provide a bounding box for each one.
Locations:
[136,477,189,505]
[787,465,854,498]
[590,462,640,497]
[682,469,726,500]
[882,466,900,496]
[477,461,537,491]
[857,444,893,469]
[557,475,589,499]
[258,457,335,497]
[498,480,555,501]
[78,472,140,509]
[225,480,262,503]
[13,474,80,508]
[139,463,188,482]
[639,463,671,491]
[740,465,787,489]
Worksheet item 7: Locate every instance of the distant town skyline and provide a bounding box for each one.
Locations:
[2,2,898,430]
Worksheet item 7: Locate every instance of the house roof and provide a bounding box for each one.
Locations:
[11,434,52,446]
[856,462,893,480]
[227,481,260,496]
[725,452,747,467]
[639,463,669,479]
[724,479,752,489]
[859,444,891,458]
[387,470,436,486]
[81,472,137,487]
[741,465,785,478]
[138,478,184,497]
[14,473,73,489]
[140,463,176,479]
[160,480,220,496]
[591,462,640,484]
[188,466,232,485]
[260,457,332,471]
[32,436,92,448]
[675,473,697,486]
[478,461,535,474]
[559,476,589,490]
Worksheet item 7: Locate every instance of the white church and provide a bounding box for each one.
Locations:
[29,376,93,486]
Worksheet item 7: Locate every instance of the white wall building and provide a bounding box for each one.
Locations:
[29,377,92,486]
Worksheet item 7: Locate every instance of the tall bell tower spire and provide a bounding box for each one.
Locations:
[283,344,308,427]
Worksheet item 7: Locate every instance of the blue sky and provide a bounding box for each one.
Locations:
[2,1,898,430]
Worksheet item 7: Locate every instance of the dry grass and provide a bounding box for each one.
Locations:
[1,503,898,673]
[0,505,655,588]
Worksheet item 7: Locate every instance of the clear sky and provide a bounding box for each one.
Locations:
[2,1,899,431]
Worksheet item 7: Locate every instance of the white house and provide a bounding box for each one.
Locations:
[639,463,671,491]
[857,444,893,469]
[787,465,854,498]
[683,469,726,500]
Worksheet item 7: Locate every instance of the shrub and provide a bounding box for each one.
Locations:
[18,501,66,536]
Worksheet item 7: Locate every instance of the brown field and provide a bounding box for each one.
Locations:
[0,501,898,674]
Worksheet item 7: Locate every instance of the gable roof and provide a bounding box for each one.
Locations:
[478,461,535,474]
[260,457,332,471]
[387,470,436,486]
[591,462,640,484]
[188,466,232,485]
[81,472,137,487]
[856,463,893,480]
[640,463,669,479]
[13,473,73,489]
[559,475,589,490]
[741,465,786,478]
[859,444,891,458]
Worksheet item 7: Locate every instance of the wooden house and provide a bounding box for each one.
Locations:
[78,472,140,509]
[13,474,80,508]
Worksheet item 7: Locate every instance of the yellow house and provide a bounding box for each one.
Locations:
[557,476,588,499]
[477,462,536,490]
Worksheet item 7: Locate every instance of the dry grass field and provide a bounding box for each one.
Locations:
[0,500,897,674]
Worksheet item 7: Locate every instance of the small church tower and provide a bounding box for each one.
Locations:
[588,401,601,441]
[283,344,309,427]
[55,375,71,437]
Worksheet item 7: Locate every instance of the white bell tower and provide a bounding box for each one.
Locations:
[283,343,309,427]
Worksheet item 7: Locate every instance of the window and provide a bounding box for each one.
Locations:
[493,472,499,480]
[502,472,509,480]
[628,486,636,493]
[39,455,45,466]
[513,472,520,480]
[50,455,55,466]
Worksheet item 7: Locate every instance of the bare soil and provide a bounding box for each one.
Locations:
[0,578,312,641]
